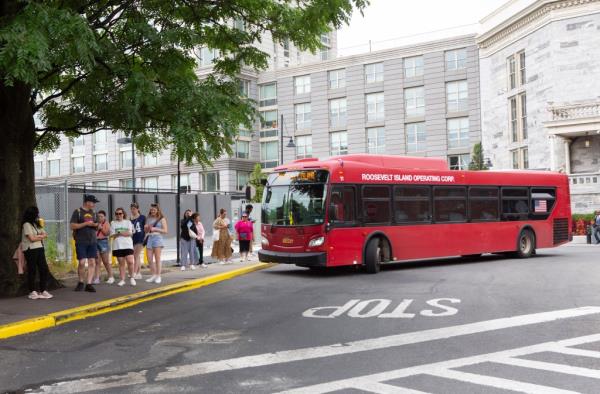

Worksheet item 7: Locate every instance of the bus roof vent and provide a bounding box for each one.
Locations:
[330,154,448,170]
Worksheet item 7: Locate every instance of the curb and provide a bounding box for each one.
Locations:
[0,263,275,340]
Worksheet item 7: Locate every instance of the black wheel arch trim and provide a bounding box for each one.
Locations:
[362,231,393,265]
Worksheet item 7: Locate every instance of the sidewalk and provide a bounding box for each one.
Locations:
[0,253,271,337]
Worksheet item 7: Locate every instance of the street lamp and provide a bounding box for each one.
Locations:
[117,136,135,194]
[279,114,296,165]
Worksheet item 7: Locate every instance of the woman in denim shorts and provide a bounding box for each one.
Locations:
[94,210,114,284]
[144,203,168,284]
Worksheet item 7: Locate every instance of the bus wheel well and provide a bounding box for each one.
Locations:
[363,233,393,264]
[515,226,537,258]
[518,225,537,249]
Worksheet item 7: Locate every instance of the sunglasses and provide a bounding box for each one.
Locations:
[115,212,124,215]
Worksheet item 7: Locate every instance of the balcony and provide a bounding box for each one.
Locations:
[550,102,600,121]
[545,101,600,137]
[569,172,600,194]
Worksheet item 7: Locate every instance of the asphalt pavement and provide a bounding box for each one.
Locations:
[2,244,600,393]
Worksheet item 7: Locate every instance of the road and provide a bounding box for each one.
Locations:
[2,244,600,393]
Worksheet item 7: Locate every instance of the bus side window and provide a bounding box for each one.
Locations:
[330,186,355,224]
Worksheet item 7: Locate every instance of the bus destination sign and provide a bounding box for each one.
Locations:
[361,173,456,183]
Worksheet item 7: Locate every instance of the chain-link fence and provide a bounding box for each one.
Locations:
[35,180,70,262]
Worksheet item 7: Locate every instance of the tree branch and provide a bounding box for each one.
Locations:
[32,73,88,114]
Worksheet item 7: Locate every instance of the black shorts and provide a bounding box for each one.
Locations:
[239,240,251,253]
[113,249,134,257]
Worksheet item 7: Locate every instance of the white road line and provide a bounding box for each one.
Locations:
[429,369,578,394]
[155,307,600,381]
[32,371,147,394]
[494,356,600,379]
[352,380,429,394]
[552,346,600,359]
[28,307,600,393]
[278,333,600,394]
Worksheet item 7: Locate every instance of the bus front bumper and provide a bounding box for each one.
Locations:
[258,249,327,267]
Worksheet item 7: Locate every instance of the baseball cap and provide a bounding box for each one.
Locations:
[84,194,100,203]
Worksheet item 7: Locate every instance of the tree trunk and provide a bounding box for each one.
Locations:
[0,80,61,297]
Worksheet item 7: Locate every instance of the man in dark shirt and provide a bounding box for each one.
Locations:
[70,195,100,292]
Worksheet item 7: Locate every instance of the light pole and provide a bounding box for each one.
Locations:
[176,157,181,265]
[279,114,296,165]
[117,136,136,197]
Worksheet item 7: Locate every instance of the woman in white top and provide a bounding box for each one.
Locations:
[110,207,135,286]
[21,206,52,299]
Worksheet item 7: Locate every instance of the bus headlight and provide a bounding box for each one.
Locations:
[308,236,325,247]
[261,237,269,246]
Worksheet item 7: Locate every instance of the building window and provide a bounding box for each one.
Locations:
[259,110,278,138]
[235,140,250,159]
[239,79,250,97]
[366,92,385,122]
[404,56,424,78]
[34,161,43,178]
[143,154,159,167]
[511,147,529,169]
[329,98,347,128]
[328,69,346,89]
[445,48,467,71]
[295,103,311,131]
[171,174,191,191]
[94,153,108,172]
[294,75,311,95]
[233,18,246,31]
[447,117,469,149]
[446,80,468,113]
[259,83,277,107]
[143,177,158,191]
[367,127,385,154]
[261,141,279,168]
[282,38,290,58]
[199,47,219,66]
[448,154,471,170]
[320,33,331,46]
[365,63,384,83]
[92,181,108,189]
[72,156,85,174]
[71,135,85,155]
[48,159,60,177]
[120,179,133,189]
[405,87,425,117]
[93,130,107,152]
[295,135,312,159]
[236,171,250,191]
[200,172,220,192]
[120,151,132,169]
[406,122,426,152]
[507,51,526,89]
[330,131,348,156]
[510,94,527,142]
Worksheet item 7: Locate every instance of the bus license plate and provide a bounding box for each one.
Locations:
[282,237,294,244]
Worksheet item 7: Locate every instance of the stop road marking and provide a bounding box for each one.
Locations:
[302,298,461,319]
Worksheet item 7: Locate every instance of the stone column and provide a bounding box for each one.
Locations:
[564,137,572,174]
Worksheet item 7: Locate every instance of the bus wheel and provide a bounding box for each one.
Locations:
[364,238,382,274]
[516,229,536,258]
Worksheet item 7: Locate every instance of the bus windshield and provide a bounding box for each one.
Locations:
[262,170,328,226]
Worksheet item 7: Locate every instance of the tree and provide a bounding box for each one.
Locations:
[468,142,488,171]
[0,0,367,296]
[249,163,266,203]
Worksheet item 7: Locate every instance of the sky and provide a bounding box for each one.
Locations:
[338,0,508,56]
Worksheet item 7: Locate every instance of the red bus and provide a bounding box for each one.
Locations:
[258,154,572,273]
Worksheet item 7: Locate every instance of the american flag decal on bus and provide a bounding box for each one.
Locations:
[534,199,547,212]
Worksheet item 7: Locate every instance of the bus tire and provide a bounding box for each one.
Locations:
[364,238,382,274]
[516,229,536,258]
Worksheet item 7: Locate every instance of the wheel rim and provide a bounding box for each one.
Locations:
[520,234,531,253]
[376,247,382,264]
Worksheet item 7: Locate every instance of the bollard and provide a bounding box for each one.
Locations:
[144,247,149,266]
[70,239,78,270]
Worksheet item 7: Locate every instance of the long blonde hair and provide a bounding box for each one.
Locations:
[148,203,163,219]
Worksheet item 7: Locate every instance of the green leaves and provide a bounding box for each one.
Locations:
[1,0,368,166]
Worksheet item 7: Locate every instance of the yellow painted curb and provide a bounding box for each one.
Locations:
[0,263,275,340]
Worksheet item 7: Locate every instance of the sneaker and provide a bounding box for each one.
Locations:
[201,263,208,268]
[39,291,53,299]
[92,278,100,285]
[146,275,157,283]
[74,282,84,292]
[130,278,136,286]
[154,277,162,284]
[134,273,143,280]
[117,280,125,287]
[84,284,96,293]
[106,277,115,285]
[180,266,186,271]
[28,291,39,300]
[190,264,196,270]
[218,261,225,265]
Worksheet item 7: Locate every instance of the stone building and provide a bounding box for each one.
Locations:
[478,0,600,212]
